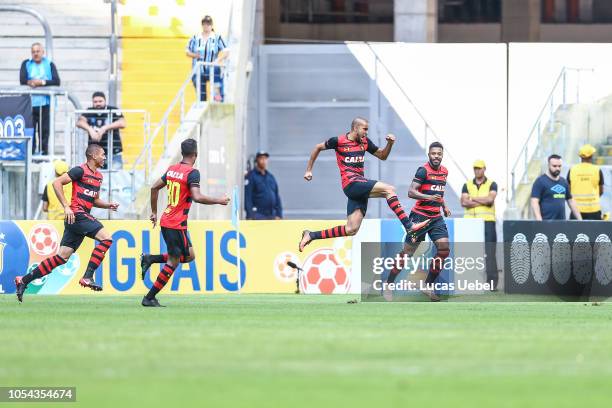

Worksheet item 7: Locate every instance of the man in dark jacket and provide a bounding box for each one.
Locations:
[19,42,61,155]
[245,151,283,220]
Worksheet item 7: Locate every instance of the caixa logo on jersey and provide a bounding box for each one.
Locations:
[344,156,364,164]
[82,189,98,198]
[0,221,30,294]
[430,185,445,192]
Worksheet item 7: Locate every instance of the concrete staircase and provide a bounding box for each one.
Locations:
[0,0,111,155]
[596,136,612,166]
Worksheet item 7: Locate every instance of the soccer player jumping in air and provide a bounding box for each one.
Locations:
[15,144,119,302]
[298,117,430,252]
[386,142,451,302]
[140,138,230,307]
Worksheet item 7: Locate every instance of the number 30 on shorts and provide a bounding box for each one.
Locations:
[167,181,181,207]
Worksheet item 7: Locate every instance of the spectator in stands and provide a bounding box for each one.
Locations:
[19,42,61,155]
[42,160,71,220]
[245,151,283,220]
[567,144,604,220]
[461,160,498,290]
[186,15,228,102]
[76,92,126,170]
[531,154,582,220]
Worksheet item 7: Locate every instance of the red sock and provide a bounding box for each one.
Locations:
[386,196,410,228]
[310,226,348,240]
[85,239,112,276]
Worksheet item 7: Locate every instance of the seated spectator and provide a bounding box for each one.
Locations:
[186,15,228,102]
[19,42,61,155]
[76,92,126,170]
[42,160,71,220]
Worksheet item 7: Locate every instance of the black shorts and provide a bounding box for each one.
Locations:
[60,212,104,250]
[343,179,377,216]
[161,227,192,258]
[571,211,602,220]
[404,212,449,243]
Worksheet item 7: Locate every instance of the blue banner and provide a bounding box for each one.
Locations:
[0,94,33,161]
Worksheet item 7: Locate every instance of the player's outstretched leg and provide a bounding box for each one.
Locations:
[16,251,70,302]
[370,182,431,240]
[142,260,177,307]
[299,210,364,252]
[140,253,190,280]
[80,231,113,291]
[421,239,450,302]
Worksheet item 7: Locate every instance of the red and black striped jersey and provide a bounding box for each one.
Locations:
[159,162,201,230]
[325,133,379,189]
[411,162,448,218]
[67,164,103,214]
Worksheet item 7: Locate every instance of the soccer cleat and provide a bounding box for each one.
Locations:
[298,230,312,252]
[383,288,393,302]
[141,296,165,307]
[79,277,102,292]
[405,219,432,243]
[420,289,441,302]
[14,276,26,303]
[140,254,152,280]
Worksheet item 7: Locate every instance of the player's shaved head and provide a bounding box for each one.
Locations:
[351,117,368,131]
[85,143,103,159]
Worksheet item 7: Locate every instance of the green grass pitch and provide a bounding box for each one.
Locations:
[1,295,611,407]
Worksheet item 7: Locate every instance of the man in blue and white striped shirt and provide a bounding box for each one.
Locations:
[186,15,227,102]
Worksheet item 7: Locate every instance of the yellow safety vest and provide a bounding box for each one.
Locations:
[463,178,496,222]
[569,163,601,213]
[46,181,72,220]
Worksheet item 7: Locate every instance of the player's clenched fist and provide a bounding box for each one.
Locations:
[218,195,231,206]
[304,171,313,181]
[386,134,396,143]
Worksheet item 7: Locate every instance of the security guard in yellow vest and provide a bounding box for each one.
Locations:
[567,144,604,220]
[42,160,72,220]
[461,160,498,289]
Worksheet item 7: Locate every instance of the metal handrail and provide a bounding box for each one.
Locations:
[0,6,54,60]
[508,66,594,206]
[365,42,469,181]
[0,87,82,159]
[129,61,227,203]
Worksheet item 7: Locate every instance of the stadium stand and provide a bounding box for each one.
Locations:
[0,0,111,149]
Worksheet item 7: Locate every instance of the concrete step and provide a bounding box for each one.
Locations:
[0,69,109,84]
[600,144,612,156]
[0,25,110,37]
[0,58,109,71]
[0,48,110,61]
[595,156,612,165]
[0,37,109,49]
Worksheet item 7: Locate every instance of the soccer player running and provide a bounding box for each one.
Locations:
[386,142,451,302]
[298,117,429,251]
[140,138,230,307]
[15,144,119,302]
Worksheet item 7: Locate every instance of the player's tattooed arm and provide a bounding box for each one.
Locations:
[149,177,166,227]
[53,173,75,224]
[189,185,230,206]
[304,142,327,181]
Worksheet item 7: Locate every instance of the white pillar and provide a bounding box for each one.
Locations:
[394,0,437,43]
